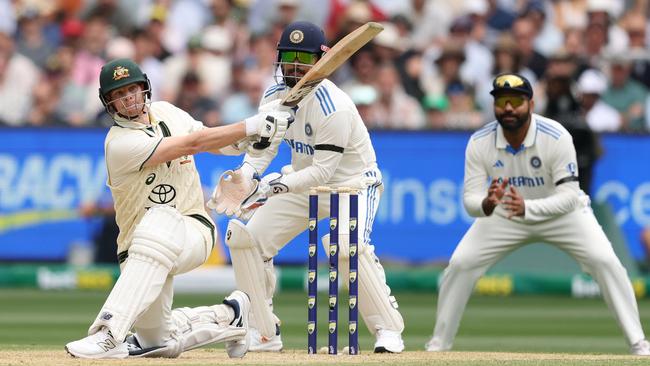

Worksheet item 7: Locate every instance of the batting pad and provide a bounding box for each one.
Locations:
[88,206,186,342]
[322,234,404,335]
[225,219,277,338]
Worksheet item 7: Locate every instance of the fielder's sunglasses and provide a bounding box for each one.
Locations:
[280,51,318,64]
[495,95,526,108]
[494,74,526,88]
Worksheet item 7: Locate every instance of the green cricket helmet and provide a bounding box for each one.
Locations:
[98,58,151,110]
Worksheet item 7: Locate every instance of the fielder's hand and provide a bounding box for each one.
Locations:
[503,185,525,219]
[207,163,260,217]
[238,172,288,210]
[481,178,508,216]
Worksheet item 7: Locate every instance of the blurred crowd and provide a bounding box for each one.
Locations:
[1,0,650,133]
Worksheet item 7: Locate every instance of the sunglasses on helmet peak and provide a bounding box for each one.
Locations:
[494,74,525,88]
[279,51,318,64]
[494,95,526,108]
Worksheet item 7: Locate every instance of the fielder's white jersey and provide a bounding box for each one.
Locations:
[245,79,379,191]
[464,114,584,222]
[104,101,215,256]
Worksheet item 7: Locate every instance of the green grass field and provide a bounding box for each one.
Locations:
[2,289,650,365]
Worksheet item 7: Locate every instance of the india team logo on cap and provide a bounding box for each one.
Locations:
[113,66,130,80]
[289,30,304,43]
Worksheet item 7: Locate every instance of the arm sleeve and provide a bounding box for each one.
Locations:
[463,139,490,217]
[106,133,162,179]
[280,111,352,193]
[523,181,582,222]
[523,133,582,222]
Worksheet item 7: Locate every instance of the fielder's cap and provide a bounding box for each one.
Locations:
[490,73,533,98]
[577,69,608,94]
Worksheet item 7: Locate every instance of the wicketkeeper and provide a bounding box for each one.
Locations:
[208,21,405,353]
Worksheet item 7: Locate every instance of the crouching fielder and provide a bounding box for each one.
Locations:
[426,73,650,356]
[209,21,405,353]
[65,58,292,359]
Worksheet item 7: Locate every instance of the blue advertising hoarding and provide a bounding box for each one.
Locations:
[1,128,649,263]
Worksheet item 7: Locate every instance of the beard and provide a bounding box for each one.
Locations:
[281,64,308,87]
[495,107,530,131]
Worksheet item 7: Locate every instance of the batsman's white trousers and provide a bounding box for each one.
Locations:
[126,217,213,346]
[433,205,645,349]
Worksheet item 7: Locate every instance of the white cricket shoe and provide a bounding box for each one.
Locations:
[248,326,283,352]
[631,339,650,356]
[373,329,404,353]
[424,336,450,352]
[222,290,251,358]
[65,327,128,359]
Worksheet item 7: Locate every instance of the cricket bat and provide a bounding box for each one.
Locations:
[254,22,383,149]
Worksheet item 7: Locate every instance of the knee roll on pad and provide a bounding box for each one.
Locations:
[131,205,185,269]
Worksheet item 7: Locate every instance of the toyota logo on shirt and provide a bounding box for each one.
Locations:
[148,184,176,204]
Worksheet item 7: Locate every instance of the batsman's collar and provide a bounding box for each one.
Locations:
[496,115,537,151]
[113,111,159,130]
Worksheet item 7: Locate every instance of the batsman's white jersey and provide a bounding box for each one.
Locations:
[237,79,404,339]
[104,101,216,259]
[429,114,646,351]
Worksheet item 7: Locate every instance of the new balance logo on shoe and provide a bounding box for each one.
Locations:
[97,338,117,352]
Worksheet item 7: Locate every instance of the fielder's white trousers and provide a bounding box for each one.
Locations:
[433,205,645,349]
[247,184,382,258]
